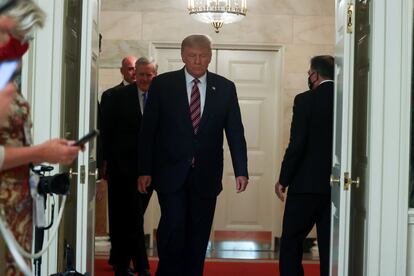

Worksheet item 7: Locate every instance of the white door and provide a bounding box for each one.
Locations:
[150,45,281,248]
[330,0,355,275]
[76,0,100,273]
[331,1,371,275]
[214,50,280,240]
[348,0,370,274]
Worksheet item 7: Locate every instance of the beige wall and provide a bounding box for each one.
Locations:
[99,0,334,144]
[98,0,334,235]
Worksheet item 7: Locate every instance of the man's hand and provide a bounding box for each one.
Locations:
[236,176,248,193]
[138,175,152,194]
[275,181,286,202]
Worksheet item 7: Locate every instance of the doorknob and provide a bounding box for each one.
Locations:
[69,168,78,180]
[344,172,360,190]
[330,175,341,187]
[89,168,98,178]
[69,166,86,184]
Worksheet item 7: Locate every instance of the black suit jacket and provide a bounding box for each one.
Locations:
[101,83,142,179]
[279,81,333,194]
[139,68,248,197]
[97,82,125,171]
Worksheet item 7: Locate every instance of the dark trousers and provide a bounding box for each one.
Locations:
[108,175,152,272]
[279,193,331,276]
[155,172,217,276]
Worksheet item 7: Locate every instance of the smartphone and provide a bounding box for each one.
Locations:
[73,129,99,146]
[0,60,19,90]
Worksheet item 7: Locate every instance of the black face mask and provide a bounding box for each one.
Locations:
[307,72,317,90]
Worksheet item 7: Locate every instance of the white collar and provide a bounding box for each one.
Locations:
[184,68,207,85]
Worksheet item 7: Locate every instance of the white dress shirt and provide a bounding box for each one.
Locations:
[184,68,207,116]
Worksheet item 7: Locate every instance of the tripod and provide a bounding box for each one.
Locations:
[50,244,89,276]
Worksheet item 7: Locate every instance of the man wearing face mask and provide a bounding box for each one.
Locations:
[275,55,334,276]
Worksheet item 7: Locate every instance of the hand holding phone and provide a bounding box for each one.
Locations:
[0,60,19,90]
[73,129,99,146]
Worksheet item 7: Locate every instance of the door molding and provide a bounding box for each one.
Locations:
[21,1,65,275]
[150,42,281,53]
[367,0,412,275]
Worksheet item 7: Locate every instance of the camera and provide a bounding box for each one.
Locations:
[37,172,70,195]
[31,165,70,195]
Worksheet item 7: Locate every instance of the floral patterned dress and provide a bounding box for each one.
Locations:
[0,91,33,276]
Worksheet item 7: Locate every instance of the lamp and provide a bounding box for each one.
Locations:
[188,0,247,33]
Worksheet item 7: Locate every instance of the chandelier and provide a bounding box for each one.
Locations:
[188,0,247,33]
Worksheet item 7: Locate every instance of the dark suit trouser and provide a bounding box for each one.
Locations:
[108,175,150,272]
[155,171,217,276]
[279,193,331,276]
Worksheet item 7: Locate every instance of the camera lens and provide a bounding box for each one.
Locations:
[37,172,70,195]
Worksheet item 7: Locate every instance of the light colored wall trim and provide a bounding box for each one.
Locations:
[367,0,411,275]
[21,0,65,275]
[151,42,281,52]
[75,0,100,272]
[398,1,413,275]
[365,0,385,273]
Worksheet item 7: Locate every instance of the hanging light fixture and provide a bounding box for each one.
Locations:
[188,0,247,33]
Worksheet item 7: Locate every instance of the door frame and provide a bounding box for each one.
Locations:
[75,0,100,273]
[21,1,65,275]
[363,0,412,275]
[332,0,413,274]
[21,0,100,274]
[20,0,414,274]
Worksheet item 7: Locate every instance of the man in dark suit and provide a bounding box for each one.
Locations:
[138,34,249,276]
[97,55,137,268]
[98,55,137,177]
[275,55,334,276]
[101,57,157,276]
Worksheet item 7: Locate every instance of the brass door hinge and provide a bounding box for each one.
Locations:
[347,3,354,34]
[80,165,85,184]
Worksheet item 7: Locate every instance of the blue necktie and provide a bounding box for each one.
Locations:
[143,92,148,109]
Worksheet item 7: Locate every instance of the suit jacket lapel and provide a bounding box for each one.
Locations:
[129,85,142,121]
[176,69,194,133]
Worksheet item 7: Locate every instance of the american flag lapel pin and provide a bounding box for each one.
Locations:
[211,86,216,92]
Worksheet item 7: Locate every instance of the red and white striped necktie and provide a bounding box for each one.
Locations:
[190,78,201,134]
